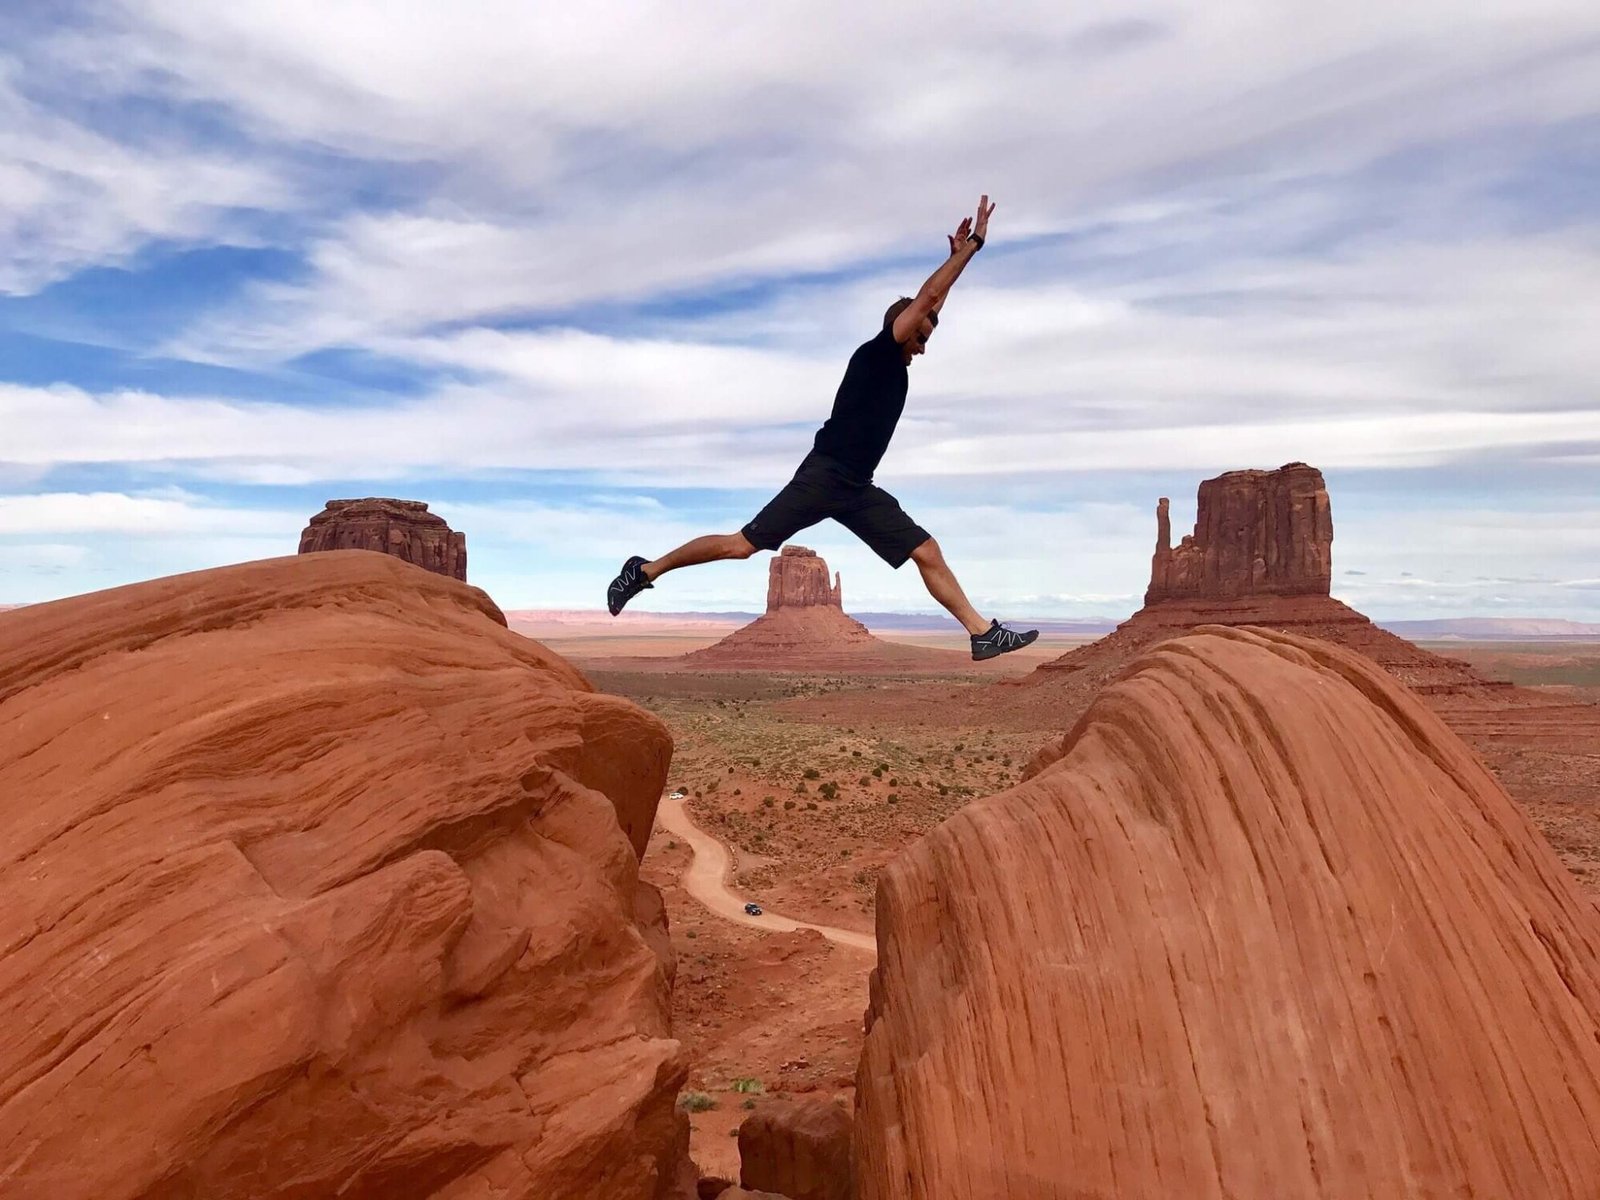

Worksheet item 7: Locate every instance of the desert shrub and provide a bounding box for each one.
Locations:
[805,802,818,811]
[743,1098,757,1110]
[706,779,719,792]
[686,930,697,939]
[678,1092,717,1112]
[852,749,862,757]
[858,776,871,787]
[732,788,742,796]
[802,767,821,779]
[887,794,899,804]
[763,796,775,808]
[794,781,807,793]
[784,799,796,810]
[953,743,964,752]
[937,784,948,796]
[818,781,839,800]
[888,777,897,786]
[731,1077,764,1094]
[871,766,884,778]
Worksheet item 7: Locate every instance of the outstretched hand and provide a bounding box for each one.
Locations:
[947,216,973,255]
[973,194,995,241]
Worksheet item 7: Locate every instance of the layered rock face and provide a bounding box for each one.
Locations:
[769,544,844,609]
[300,497,468,581]
[0,552,690,1200]
[1146,462,1331,603]
[1035,464,1493,698]
[859,627,1600,1199]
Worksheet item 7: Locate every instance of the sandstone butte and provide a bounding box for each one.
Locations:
[680,546,965,673]
[1028,463,1500,700]
[0,551,694,1200]
[299,497,468,582]
[858,625,1600,1199]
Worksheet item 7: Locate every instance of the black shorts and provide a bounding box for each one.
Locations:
[741,451,931,568]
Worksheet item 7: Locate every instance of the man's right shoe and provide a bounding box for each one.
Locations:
[971,619,1039,661]
[607,555,654,616]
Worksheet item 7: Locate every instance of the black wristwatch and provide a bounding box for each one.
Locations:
[967,233,984,250]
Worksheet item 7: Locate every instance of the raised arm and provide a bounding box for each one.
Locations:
[892,195,995,342]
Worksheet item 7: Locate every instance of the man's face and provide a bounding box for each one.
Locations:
[905,316,935,363]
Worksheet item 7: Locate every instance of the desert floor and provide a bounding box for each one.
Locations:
[593,636,1600,1178]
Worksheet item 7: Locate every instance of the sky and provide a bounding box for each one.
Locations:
[2,2,1598,620]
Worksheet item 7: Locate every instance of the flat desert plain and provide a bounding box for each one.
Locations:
[544,616,1599,1178]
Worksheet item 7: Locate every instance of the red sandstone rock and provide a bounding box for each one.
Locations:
[858,626,1600,1198]
[1031,465,1495,702]
[768,545,844,610]
[738,1099,853,1200]
[0,552,690,1200]
[1147,462,1331,603]
[300,497,468,581]
[683,547,962,673]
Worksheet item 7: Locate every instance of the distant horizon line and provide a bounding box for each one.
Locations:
[504,608,1600,638]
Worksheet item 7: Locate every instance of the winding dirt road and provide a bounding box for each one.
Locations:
[655,795,877,956]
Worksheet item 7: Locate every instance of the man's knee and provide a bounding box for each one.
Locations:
[727,532,760,559]
[910,536,941,567]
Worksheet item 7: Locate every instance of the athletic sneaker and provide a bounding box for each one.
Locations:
[971,619,1039,661]
[607,555,654,616]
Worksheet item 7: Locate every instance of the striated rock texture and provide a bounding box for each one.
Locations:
[300,497,468,581]
[859,626,1600,1199]
[738,1099,853,1200]
[769,545,845,610]
[1146,462,1331,603]
[682,546,962,673]
[0,552,692,1200]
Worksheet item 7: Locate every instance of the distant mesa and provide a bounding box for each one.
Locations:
[858,626,1600,1196]
[1032,463,1496,698]
[680,546,874,668]
[679,546,964,673]
[299,497,467,581]
[768,543,844,610]
[1146,461,1331,603]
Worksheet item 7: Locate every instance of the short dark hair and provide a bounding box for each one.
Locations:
[883,297,938,333]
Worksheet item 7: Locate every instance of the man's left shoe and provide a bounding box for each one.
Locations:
[607,555,655,616]
[971,619,1039,661]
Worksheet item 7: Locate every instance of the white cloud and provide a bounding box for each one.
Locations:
[0,65,294,295]
[32,0,1579,358]
[0,491,301,537]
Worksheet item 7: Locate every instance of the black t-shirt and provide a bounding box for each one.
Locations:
[811,327,908,478]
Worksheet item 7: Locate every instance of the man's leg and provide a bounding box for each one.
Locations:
[908,537,989,635]
[643,532,758,580]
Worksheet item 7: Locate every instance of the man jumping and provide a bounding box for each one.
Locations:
[607,195,1038,662]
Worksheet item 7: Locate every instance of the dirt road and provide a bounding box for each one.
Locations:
[655,795,877,956]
